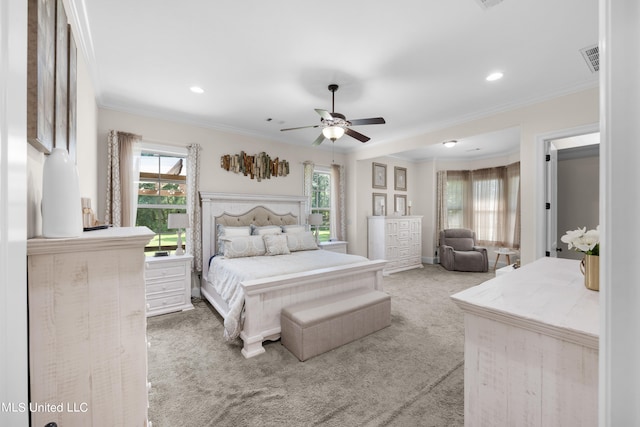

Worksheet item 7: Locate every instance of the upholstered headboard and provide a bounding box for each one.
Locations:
[215,206,298,227]
[199,192,308,290]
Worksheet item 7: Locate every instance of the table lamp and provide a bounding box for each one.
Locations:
[168,213,189,256]
[308,213,323,244]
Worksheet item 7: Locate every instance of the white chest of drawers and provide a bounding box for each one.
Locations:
[367,216,423,274]
[145,254,194,317]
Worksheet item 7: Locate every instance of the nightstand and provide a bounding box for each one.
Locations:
[145,254,194,317]
[318,240,348,254]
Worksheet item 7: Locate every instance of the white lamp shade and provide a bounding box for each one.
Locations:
[322,126,345,141]
[308,213,323,226]
[168,213,189,229]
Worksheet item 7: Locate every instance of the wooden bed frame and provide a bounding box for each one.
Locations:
[200,192,387,358]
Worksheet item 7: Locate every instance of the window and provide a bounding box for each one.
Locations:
[445,171,468,229]
[311,169,331,242]
[136,150,187,254]
[440,163,520,248]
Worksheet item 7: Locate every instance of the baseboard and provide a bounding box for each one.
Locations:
[422,257,438,265]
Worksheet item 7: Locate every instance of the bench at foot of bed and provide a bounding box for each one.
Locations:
[280,288,391,361]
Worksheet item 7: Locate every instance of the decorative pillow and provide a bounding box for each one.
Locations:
[263,234,291,256]
[217,225,251,254]
[221,236,266,258]
[286,231,318,252]
[251,225,283,235]
[282,225,307,234]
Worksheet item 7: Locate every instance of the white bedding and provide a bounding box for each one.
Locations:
[207,249,369,340]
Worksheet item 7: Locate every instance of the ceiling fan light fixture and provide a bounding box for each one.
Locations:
[443,140,458,148]
[323,126,345,141]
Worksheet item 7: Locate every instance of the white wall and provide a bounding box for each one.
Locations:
[348,88,599,265]
[96,109,346,222]
[1,0,29,425]
[75,53,98,206]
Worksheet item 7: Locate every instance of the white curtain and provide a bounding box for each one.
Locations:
[105,130,141,227]
[186,143,202,272]
[330,163,346,241]
[303,161,314,221]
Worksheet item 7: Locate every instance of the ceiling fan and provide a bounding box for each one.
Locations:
[280,84,386,146]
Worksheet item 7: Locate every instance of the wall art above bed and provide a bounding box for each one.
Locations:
[220,151,289,181]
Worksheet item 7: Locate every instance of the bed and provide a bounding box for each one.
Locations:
[200,192,387,358]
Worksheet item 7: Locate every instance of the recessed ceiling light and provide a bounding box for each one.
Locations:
[443,140,457,148]
[486,72,504,82]
[190,86,204,94]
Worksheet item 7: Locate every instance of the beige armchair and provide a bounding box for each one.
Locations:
[439,229,488,272]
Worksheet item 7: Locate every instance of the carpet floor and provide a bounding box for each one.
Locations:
[147,264,494,427]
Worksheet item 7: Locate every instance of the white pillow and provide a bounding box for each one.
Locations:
[286,232,318,252]
[252,225,283,235]
[217,225,251,254]
[282,225,307,234]
[221,235,266,258]
[263,234,291,256]
[218,224,251,237]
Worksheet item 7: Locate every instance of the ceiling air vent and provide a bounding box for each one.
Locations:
[475,0,504,10]
[580,44,599,73]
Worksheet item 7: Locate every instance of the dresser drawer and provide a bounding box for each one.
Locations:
[145,261,187,280]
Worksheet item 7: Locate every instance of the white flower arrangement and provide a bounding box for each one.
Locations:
[560,226,600,256]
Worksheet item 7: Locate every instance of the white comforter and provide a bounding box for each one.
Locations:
[207,249,369,340]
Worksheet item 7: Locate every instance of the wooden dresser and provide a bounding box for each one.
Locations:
[367,216,423,274]
[27,226,154,427]
[451,257,598,427]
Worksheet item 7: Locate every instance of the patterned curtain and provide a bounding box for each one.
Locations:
[186,143,202,272]
[303,161,314,220]
[105,130,141,227]
[330,164,346,241]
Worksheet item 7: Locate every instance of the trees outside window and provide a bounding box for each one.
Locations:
[136,152,187,253]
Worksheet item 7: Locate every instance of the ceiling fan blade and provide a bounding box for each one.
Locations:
[280,124,320,132]
[311,133,325,146]
[345,128,370,143]
[348,117,386,126]
[315,109,334,121]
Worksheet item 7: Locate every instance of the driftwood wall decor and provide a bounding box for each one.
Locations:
[220,151,290,181]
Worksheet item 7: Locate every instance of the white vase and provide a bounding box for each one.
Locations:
[42,147,83,238]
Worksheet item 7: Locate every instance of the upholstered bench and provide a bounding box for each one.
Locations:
[281,288,391,361]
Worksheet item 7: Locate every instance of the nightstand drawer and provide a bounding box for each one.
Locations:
[146,293,185,312]
[145,262,187,280]
[146,279,184,295]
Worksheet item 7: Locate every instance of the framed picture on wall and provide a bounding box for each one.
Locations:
[373,193,387,216]
[395,194,407,216]
[27,0,56,154]
[372,163,387,189]
[394,167,407,191]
